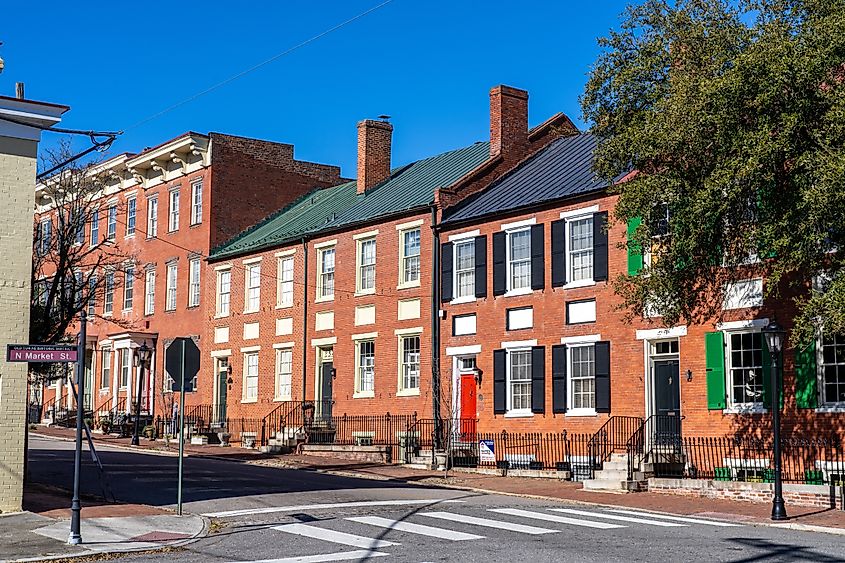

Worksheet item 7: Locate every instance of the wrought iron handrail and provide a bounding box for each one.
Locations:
[587,415,643,470]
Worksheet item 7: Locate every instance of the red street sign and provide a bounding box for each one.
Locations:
[6,344,78,363]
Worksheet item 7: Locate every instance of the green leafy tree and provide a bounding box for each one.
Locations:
[582,0,845,345]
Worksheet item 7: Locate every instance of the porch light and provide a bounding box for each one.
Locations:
[762,321,785,355]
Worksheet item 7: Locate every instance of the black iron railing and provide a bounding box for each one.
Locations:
[588,415,643,471]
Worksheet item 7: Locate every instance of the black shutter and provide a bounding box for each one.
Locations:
[492,232,506,296]
[474,235,487,298]
[530,224,545,290]
[441,242,453,302]
[552,344,567,413]
[595,340,611,413]
[551,219,566,287]
[531,346,546,414]
[493,349,506,414]
[593,211,608,282]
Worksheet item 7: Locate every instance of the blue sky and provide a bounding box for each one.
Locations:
[1,1,630,176]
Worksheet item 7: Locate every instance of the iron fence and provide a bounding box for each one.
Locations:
[312,413,418,452]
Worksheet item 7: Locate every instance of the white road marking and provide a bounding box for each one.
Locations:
[420,512,558,535]
[240,550,389,562]
[206,499,463,518]
[551,509,687,527]
[347,516,485,541]
[489,508,625,529]
[607,509,742,527]
[272,524,398,549]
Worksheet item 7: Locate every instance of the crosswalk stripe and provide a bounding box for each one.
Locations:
[347,516,485,541]
[272,523,398,549]
[241,550,389,563]
[607,509,742,527]
[420,512,558,535]
[206,499,463,518]
[489,508,625,529]
[550,509,686,527]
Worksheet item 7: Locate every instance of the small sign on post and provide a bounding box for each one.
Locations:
[6,344,78,363]
[479,439,496,464]
[165,337,200,516]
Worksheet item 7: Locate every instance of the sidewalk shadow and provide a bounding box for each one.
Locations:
[726,537,845,562]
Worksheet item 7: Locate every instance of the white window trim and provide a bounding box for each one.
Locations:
[397,332,422,396]
[501,217,536,231]
[352,331,379,341]
[146,195,158,238]
[190,180,203,225]
[505,347,533,417]
[353,339,376,399]
[144,269,155,315]
[504,226,532,296]
[244,263,261,314]
[355,237,377,296]
[559,205,599,219]
[446,344,482,356]
[210,349,231,358]
[274,347,293,402]
[395,219,424,231]
[395,327,423,336]
[276,255,295,309]
[275,249,297,258]
[215,267,231,318]
[240,345,261,353]
[452,238,477,303]
[566,342,598,417]
[397,227,422,290]
[562,210,597,289]
[448,229,480,243]
[502,339,538,349]
[715,318,769,331]
[188,258,201,308]
[353,229,379,240]
[722,327,767,411]
[314,239,338,249]
[450,296,477,305]
[311,336,337,347]
[242,351,259,404]
[561,334,602,344]
[816,332,845,410]
[242,256,263,265]
[316,246,336,302]
[125,196,137,237]
[636,326,688,340]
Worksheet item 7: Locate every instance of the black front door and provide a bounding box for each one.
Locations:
[320,360,333,422]
[653,360,681,445]
[216,359,228,423]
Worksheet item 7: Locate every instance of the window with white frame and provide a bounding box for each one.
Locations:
[39,219,52,255]
[356,340,375,394]
[168,189,180,231]
[123,266,134,310]
[190,180,203,225]
[507,229,531,291]
[820,333,845,405]
[100,348,111,389]
[147,196,158,237]
[243,352,259,401]
[188,258,201,307]
[569,344,596,410]
[104,271,114,315]
[107,205,117,241]
[73,211,85,245]
[727,331,764,406]
[245,263,261,313]
[275,348,293,400]
[87,274,97,316]
[119,348,130,388]
[508,349,532,412]
[277,257,294,307]
[567,217,593,282]
[216,268,231,316]
[144,269,155,315]
[165,263,177,311]
[126,197,136,236]
[90,209,100,245]
[318,247,335,300]
[400,335,420,391]
[401,228,421,285]
[357,238,376,293]
[454,240,475,299]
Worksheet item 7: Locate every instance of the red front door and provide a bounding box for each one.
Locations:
[459,374,477,436]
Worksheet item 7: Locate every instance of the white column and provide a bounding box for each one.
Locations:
[126,348,134,415]
[111,349,119,410]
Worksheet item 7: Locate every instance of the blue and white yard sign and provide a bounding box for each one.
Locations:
[479,439,496,463]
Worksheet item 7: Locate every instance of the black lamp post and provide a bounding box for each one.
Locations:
[131,342,152,446]
[762,320,787,521]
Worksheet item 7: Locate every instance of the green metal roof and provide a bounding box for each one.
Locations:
[209,141,490,260]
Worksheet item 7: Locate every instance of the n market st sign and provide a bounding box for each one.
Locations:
[6,344,78,363]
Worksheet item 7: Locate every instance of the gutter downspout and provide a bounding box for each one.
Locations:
[301,237,309,415]
[430,204,442,451]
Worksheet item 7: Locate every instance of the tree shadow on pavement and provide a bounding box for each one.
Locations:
[726,537,845,563]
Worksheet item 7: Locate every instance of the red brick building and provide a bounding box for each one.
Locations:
[35,132,342,428]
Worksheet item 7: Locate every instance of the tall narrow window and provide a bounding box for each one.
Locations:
[107,205,117,241]
[191,180,203,225]
[400,335,420,391]
[508,349,532,411]
[569,344,596,410]
[120,348,130,388]
[126,197,136,236]
[123,266,134,310]
[507,229,531,291]
[318,247,335,300]
[356,340,375,394]
[728,331,764,406]
[217,269,231,316]
[188,258,201,307]
[169,189,180,231]
[90,209,100,245]
[73,211,85,244]
[144,269,155,315]
[358,238,376,293]
[243,352,259,401]
[166,263,177,311]
[277,257,294,307]
[87,274,97,316]
[245,263,261,313]
[568,217,594,282]
[275,349,293,401]
[821,334,845,405]
[100,349,111,389]
[401,229,421,285]
[147,196,158,237]
[74,271,84,308]
[454,240,475,299]
[39,219,52,255]
[103,271,114,315]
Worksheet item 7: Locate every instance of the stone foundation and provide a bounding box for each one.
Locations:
[300,444,392,464]
[648,478,843,509]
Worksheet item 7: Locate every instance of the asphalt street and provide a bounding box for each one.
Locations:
[28,436,845,563]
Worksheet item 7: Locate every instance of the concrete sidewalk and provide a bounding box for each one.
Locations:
[0,484,206,563]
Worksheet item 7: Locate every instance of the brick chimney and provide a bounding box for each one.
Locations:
[489,85,529,159]
[357,119,393,194]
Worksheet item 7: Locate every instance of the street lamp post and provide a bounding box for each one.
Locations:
[762,321,787,521]
[131,342,152,446]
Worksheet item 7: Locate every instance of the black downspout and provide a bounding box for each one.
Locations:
[430,205,442,450]
[301,238,309,415]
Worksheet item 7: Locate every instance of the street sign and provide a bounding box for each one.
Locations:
[165,337,200,392]
[479,439,496,463]
[6,344,78,363]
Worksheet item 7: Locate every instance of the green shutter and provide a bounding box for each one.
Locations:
[705,331,726,410]
[761,338,784,410]
[627,217,643,275]
[795,341,818,409]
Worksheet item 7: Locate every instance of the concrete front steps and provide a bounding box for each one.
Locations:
[582,453,649,492]
[259,427,304,454]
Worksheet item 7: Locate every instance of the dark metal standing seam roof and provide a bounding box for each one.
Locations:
[442,134,625,225]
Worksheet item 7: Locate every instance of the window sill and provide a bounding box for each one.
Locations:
[353,391,375,399]
[274,396,293,403]
[355,289,376,297]
[241,398,258,404]
[164,308,176,313]
[723,405,767,414]
[503,288,533,298]
[242,309,259,315]
[503,410,534,418]
[396,388,420,397]
[275,303,293,310]
[562,280,596,290]
[214,313,230,319]
[103,313,114,318]
[815,405,845,413]
[397,281,421,290]
[565,409,597,417]
[125,234,135,239]
[315,295,335,304]
[450,296,476,305]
